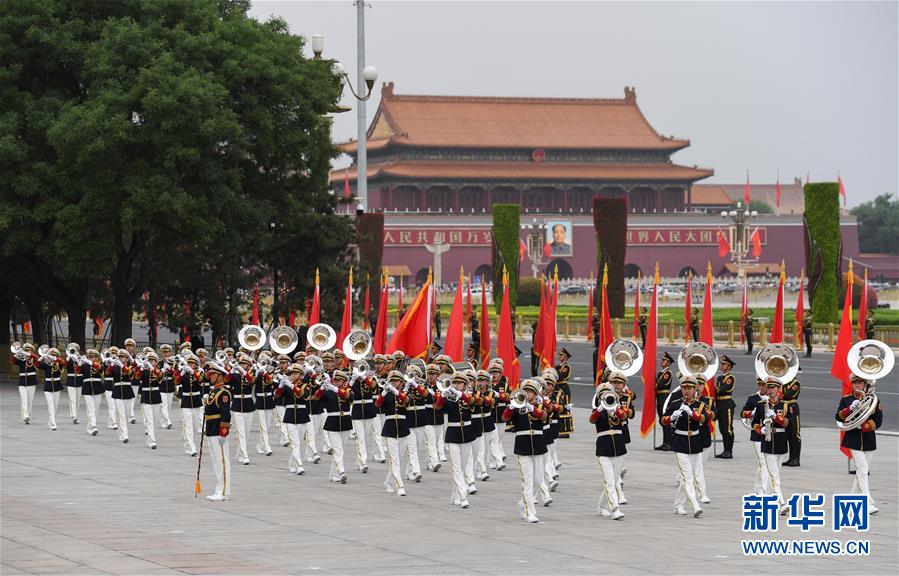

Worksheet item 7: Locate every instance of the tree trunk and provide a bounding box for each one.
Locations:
[0,289,10,347]
[111,285,134,345]
[23,297,46,344]
[63,306,87,348]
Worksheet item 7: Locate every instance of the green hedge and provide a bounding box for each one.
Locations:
[803,183,841,323]
[593,196,628,317]
[492,204,520,311]
[356,212,384,316]
[517,277,542,306]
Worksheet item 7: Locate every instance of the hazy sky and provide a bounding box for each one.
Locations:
[250,1,898,207]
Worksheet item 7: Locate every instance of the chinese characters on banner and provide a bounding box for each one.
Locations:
[627,228,768,246]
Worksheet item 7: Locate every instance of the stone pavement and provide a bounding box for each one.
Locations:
[1,385,896,575]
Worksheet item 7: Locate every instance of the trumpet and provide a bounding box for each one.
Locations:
[592,383,619,411]
[307,323,337,353]
[436,377,460,401]
[238,324,267,351]
[510,389,529,413]
[837,339,893,431]
[269,326,299,355]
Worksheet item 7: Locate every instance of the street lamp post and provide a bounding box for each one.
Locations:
[720,201,758,282]
[521,219,548,278]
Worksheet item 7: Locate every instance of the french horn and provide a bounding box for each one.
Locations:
[837,339,893,431]
[269,326,299,355]
[604,339,644,377]
[307,323,337,352]
[342,329,372,361]
[754,343,799,385]
[238,324,266,351]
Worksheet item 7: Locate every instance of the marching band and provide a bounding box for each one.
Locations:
[8,326,890,521]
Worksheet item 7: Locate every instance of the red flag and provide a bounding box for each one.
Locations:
[771,261,786,343]
[632,271,640,340]
[387,273,432,359]
[396,277,403,321]
[542,268,559,369]
[479,275,490,365]
[795,269,805,347]
[308,269,321,326]
[750,228,762,258]
[363,278,371,331]
[831,260,854,458]
[23,321,31,335]
[717,229,730,258]
[838,173,846,207]
[684,272,692,342]
[533,278,545,365]
[465,276,472,332]
[519,239,526,263]
[740,277,748,344]
[775,175,782,208]
[543,242,551,259]
[640,263,660,436]
[445,268,466,361]
[337,268,353,348]
[587,270,596,341]
[744,171,751,206]
[700,262,714,346]
[374,273,389,354]
[288,309,296,327]
[252,285,260,325]
[344,168,352,200]
[595,264,613,382]
[858,268,868,341]
[497,267,520,389]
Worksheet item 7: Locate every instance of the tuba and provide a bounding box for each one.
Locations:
[604,339,644,377]
[592,382,619,411]
[307,323,337,353]
[269,326,299,355]
[836,339,893,431]
[754,343,799,385]
[342,329,372,361]
[510,388,529,413]
[238,325,266,351]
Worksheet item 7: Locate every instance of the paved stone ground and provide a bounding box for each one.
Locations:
[2,385,896,575]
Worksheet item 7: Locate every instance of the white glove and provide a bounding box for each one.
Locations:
[181,365,192,376]
[671,409,683,421]
[278,376,292,389]
[761,425,770,437]
[526,403,535,413]
[681,404,693,416]
[765,409,776,419]
[387,384,399,396]
[850,399,860,410]
[201,394,209,404]
[758,395,769,402]
[565,403,574,411]
[80,357,93,367]
[604,404,617,414]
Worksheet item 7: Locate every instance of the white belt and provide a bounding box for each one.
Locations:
[289,404,307,408]
[143,387,159,392]
[21,372,37,376]
[424,403,434,409]
[470,413,484,418]
[256,392,273,397]
[408,405,425,411]
[675,430,699,436]
[773,429,786,434]
[386,414,406,420]
[353,399,374,405]
[234,394,252,399]
[516,430,543,436]
[182,391,200,396]
[596,430,622,437]
[447,421,465,427]
[47,378,60,382]
[85,378,100,383]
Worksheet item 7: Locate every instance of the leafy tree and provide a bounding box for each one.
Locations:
[1,0,351,345]
[851,194,899,254]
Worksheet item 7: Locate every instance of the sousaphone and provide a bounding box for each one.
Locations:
[307,323,337,352]
[664,342,719,414]
[238,325,266,351]
[269,326,299,355]
[836,339,893,431]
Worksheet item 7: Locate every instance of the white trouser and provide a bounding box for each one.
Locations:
[694,448,708,500]
[304,420,319,460]
[256,409,272,454]
[542,449,558,495]
[160,392,174,427]
[376,413,387,451]
[487,428,504,468]
[405,428,422,479]
[18,386,35,421]
[207,435,231,498]
[286,423,305,472]
[597,456,622,514]
[419,424,440,469]
[495,422,506,458]
[327,430,350,480]
[472,434,488,477]
[516,454,540,519]
[352,417,385,467]
[674,452,702,512]
[114,399,129,440]
[463,438,476,486]
[751,441,770,495]
[435,422,447,459]
[44,391,60,428]
[447,442,471,503]
[850,450,874,505]
[142,404,160,446]
[83,394,101,432]
[274,405,289,445]
[550,441,560,468]
[104,390,117,427]
[763,452,787,506]
[181,407,202,454]
[311,413,331,452]
[384,436,406,492]
[66,385,81,419]
[128,387,137,419]
[613,454,626,502]
[232,411,254,462]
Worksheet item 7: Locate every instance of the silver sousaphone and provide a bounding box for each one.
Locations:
[836,339,893,431]
[238,325,266,352]
[663,342,719,414]
[342,329,372,361]
[269,326,299,355]
[307,323,337,352]
[604,339,644,377]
